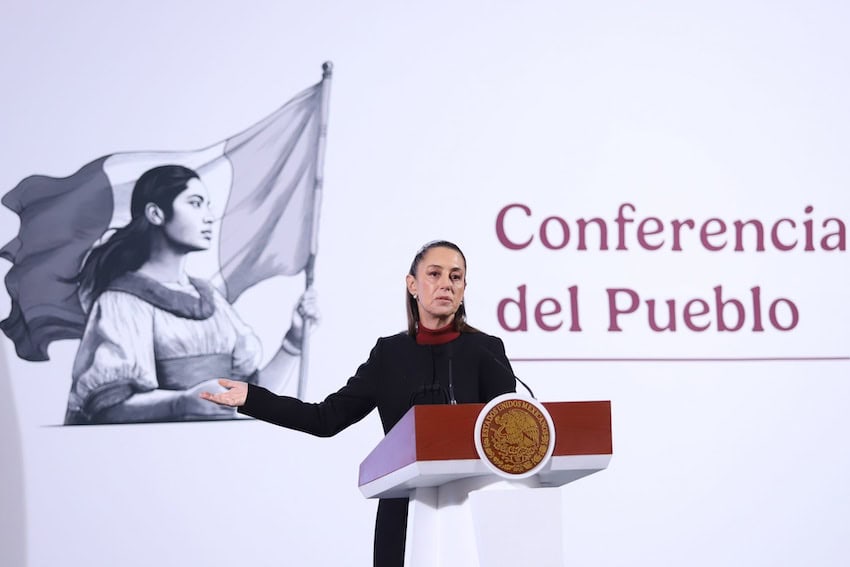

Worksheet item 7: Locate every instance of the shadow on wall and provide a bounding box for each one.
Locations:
[0,343,27,567]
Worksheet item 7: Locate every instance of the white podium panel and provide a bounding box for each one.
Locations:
[405,477,567,567]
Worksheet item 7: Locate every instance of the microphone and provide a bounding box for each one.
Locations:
[481,345,536,399]
[514,374,536,400]
[447,343,457,405]
[409,344,453,408]
[448,357,457,405]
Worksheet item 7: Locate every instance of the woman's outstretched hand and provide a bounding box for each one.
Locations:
[199,378,248,407]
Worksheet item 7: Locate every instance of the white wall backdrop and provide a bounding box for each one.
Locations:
[1,1,848,566]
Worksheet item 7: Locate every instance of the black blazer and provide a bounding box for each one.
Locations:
[238,330,517,567]
[239,330,517,435]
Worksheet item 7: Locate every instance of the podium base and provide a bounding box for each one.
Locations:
[404,476,565,567]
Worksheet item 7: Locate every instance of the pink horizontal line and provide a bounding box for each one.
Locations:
[510,356,850,363]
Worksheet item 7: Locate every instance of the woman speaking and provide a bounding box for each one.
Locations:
[202,239,517,566]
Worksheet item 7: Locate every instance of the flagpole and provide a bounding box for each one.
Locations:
[297,61,333,400]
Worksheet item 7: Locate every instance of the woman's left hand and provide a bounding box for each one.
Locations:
[282,287,320,353]
[294,287,320,327]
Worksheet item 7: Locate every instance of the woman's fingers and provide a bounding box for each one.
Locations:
[295,288,320,324]
[200,379,247,407]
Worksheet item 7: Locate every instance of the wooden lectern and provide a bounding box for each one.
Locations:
[359,401,612,567]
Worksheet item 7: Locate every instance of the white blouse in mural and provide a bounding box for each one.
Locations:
[65,273,262,423]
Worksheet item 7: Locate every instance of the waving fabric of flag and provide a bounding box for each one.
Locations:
[1,78,327,362]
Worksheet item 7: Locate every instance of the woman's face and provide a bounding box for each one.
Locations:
[162,178,214,252]
[406,246,467,328]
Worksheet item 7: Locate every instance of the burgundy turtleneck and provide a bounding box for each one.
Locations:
[415,322,461,345]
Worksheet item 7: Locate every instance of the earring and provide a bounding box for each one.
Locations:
[413,293,418,299]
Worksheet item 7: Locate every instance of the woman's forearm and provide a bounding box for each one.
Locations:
[95,382,235,423]
[95,389,184,423]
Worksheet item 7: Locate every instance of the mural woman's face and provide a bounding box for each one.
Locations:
[162,178,214,252]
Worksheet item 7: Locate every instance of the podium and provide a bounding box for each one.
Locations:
[359,400,612,567]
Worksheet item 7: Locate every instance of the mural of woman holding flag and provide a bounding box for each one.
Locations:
[64,164,318,425]
[1,63,334,425]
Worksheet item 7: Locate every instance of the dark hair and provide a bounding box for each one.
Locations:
[77,164,200,303]
[406,240,478,335]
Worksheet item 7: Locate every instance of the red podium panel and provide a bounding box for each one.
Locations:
[359,401,611,499]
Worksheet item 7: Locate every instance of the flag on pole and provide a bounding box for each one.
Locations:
[1,68,329,362]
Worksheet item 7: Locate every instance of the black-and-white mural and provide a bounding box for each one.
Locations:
[2,70,330,424]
